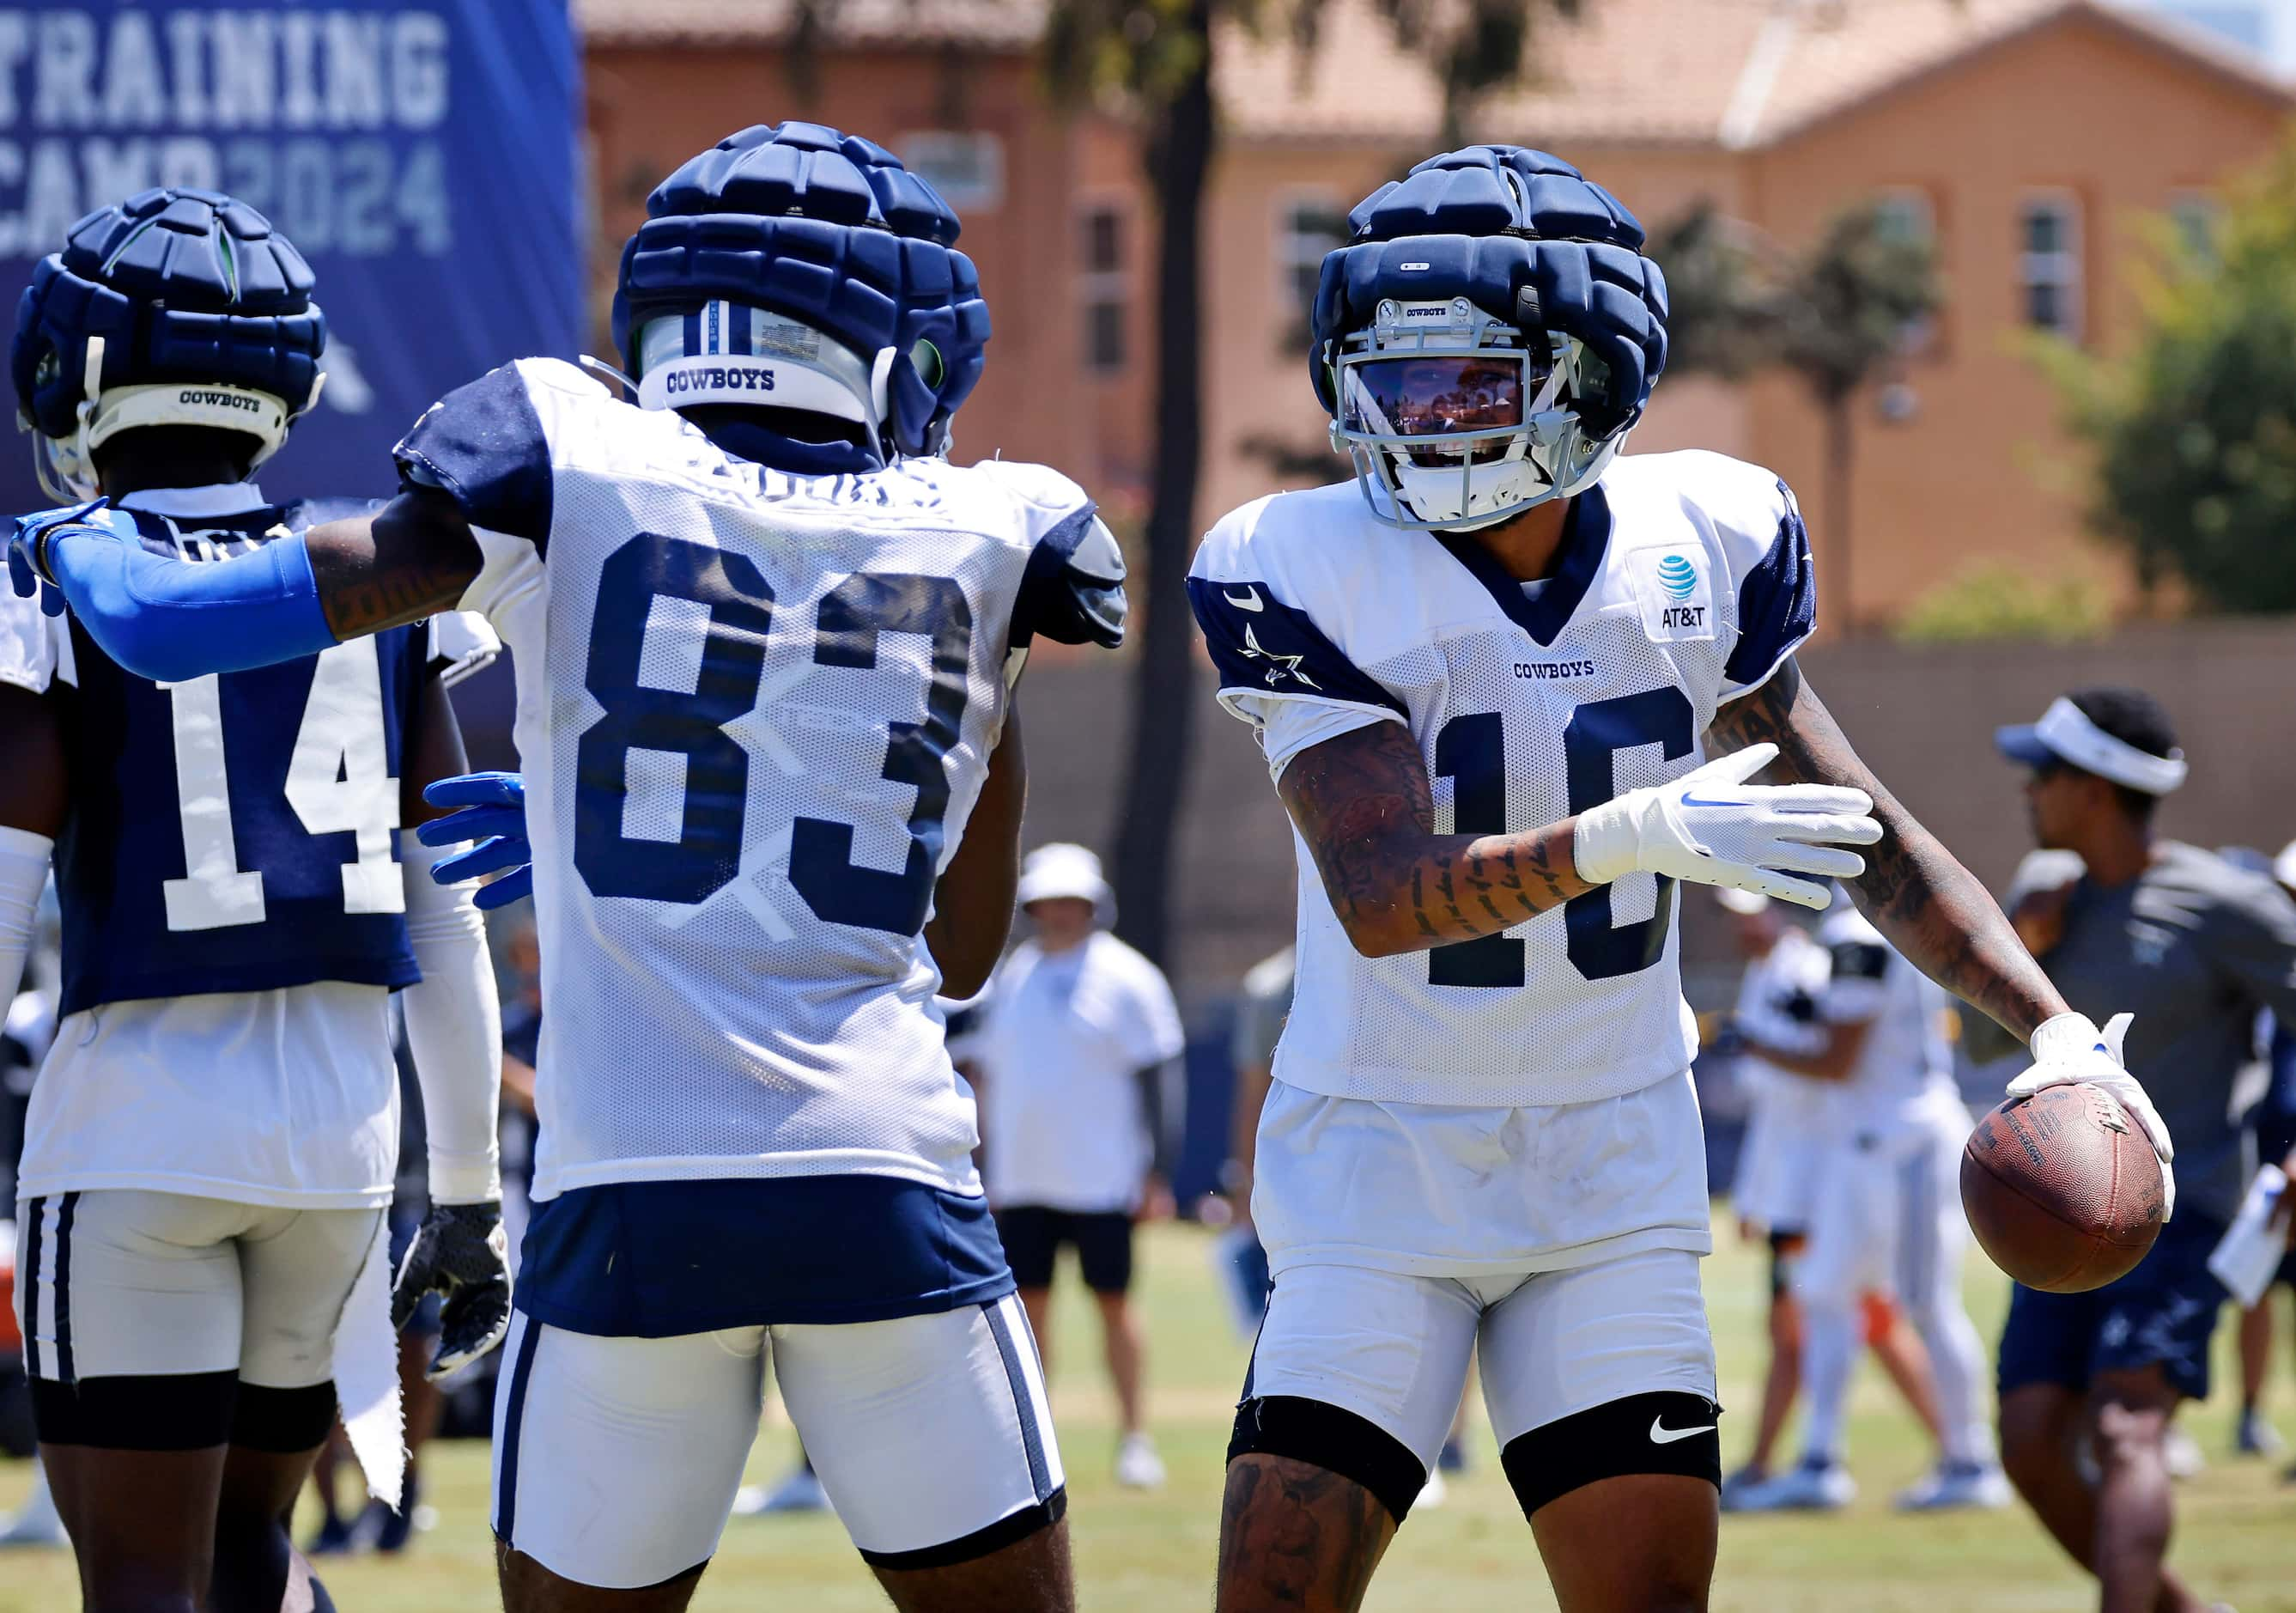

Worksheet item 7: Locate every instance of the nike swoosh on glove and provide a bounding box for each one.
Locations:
[391,1199,513,1379]
[2007,1011,2177,1220]
[416,772,532,910]
[1572,742,1883,910]
[9,498,132,618]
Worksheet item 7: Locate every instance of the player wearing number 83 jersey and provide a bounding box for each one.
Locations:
[8,127,1127,1604]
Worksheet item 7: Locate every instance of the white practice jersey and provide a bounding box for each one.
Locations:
[1734,925,1835,1128]
[398,358,1101,1200]
[1815,904,1959,1141]
[1188,451,1817,1107]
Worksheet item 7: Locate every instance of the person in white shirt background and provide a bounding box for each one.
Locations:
[974,844,1186,1491]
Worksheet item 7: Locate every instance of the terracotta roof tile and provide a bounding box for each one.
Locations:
[1214,0,2288,148]
[577,0,1044,49]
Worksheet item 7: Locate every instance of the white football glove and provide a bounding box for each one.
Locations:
[1571,743,1882,910]
[2007,1011,2176,1220]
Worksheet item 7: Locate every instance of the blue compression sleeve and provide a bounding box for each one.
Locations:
[46,527,337,681]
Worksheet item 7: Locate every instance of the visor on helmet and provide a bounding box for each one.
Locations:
[1342,354,1540,464]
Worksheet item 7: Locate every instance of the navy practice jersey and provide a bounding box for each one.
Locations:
[1188,450,1818,1108]
[0,492,447,1015]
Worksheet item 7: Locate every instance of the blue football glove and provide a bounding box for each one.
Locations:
[417,772,532,910]
[9,498,131,618]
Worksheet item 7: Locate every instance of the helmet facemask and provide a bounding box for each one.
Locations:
[1328,295,1626,533]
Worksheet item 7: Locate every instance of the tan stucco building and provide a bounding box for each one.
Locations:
[580,0,2292,633]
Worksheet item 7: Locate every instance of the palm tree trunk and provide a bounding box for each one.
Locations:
[1823,393,1856,636]
[1108,0,1213,967]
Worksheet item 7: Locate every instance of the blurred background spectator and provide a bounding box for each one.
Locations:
[974,844,1184,1489]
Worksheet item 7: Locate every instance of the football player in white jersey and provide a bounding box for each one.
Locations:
[0,191,508,1611]
[1186,146,2172,1612]
[12,125,1124,1613]
[1730,900,2008,1513]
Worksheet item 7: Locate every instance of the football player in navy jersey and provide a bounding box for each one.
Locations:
[0,191,510,1613]
[10,127,1127,1612]
[1185,148,2175,1613]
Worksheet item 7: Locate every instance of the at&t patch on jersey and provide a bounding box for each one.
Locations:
[1630,548,1716,642]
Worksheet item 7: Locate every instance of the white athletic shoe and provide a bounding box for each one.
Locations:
[1115,1433,1167,1489]
[1717,1465,1773,1513]
[1415,1467,1449,1511]
[1893,1461,2013,1512]
[1737,1458,1856,1512]
[732,1464,834,1517]
[0,1462,68,1549]
[2165,1427,2205,1481]
[2236,1409,2285,1458]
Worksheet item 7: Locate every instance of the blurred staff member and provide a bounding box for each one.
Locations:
[1978,689,2296,1613]
[2232,841,2296,1467]
[975,844,1185,1490]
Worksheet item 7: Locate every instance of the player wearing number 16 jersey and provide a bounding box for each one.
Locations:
[1191,148,2172,1613]
[10,126,1127,1613]
[0,190,508,1613]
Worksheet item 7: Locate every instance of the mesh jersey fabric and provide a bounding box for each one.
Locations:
[1813,904,1959,1141]
[400,357,1095,1200]
[1187,450,1817,1108]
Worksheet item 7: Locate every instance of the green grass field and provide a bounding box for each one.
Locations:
[3,1213,2293,1611]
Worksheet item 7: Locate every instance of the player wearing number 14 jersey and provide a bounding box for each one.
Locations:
[1191,149,2174,1613]
[0,190,509,1612]
[10,126,1127,1612]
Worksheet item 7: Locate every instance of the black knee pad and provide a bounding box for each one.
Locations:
[33,1370,238,1450]
[1229,1394,1426,1526]
[230,1381,339,1453]
[858,1488,1067,1571]
[1500,1391,1722,1519]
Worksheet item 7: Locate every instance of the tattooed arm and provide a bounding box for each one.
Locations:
[1276,719,1593,959]
[307,487,485,638]
[1706,658,2069,1039]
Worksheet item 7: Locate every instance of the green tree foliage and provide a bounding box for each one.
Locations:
[1895,562,2111,644]
[1654,199,1939,630]
[1040,0,1583,965]
[2041,139,2296,612]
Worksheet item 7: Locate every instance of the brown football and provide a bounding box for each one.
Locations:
[1960,1083,2165,1293]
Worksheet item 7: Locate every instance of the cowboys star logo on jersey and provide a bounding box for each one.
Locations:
[1240,624,1321,691]
[1185,449,1817,1111]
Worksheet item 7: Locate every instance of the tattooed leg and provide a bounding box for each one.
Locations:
[1216,1455,1397,1613]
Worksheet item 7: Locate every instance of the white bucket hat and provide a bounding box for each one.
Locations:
[1017,843,1111,910]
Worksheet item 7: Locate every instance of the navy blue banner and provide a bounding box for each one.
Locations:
[0,3,582,511]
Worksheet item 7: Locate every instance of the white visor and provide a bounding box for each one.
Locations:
[1996,696,2188,795]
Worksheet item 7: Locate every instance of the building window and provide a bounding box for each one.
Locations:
[2168,188,2222,265]
[1080,205,1128,374]
[2020,193,2083,340]
[1873,187,1939,355]
[898,131,1004,212]
[1278,195,1349,318]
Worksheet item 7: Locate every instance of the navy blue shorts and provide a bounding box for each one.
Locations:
[1997,1214,2229,1403]
[515,1175,1014,1336]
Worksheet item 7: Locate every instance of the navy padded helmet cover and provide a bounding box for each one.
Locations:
[611,122,990,457]
[11,187,324,437]
[1311,146,1668,437]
